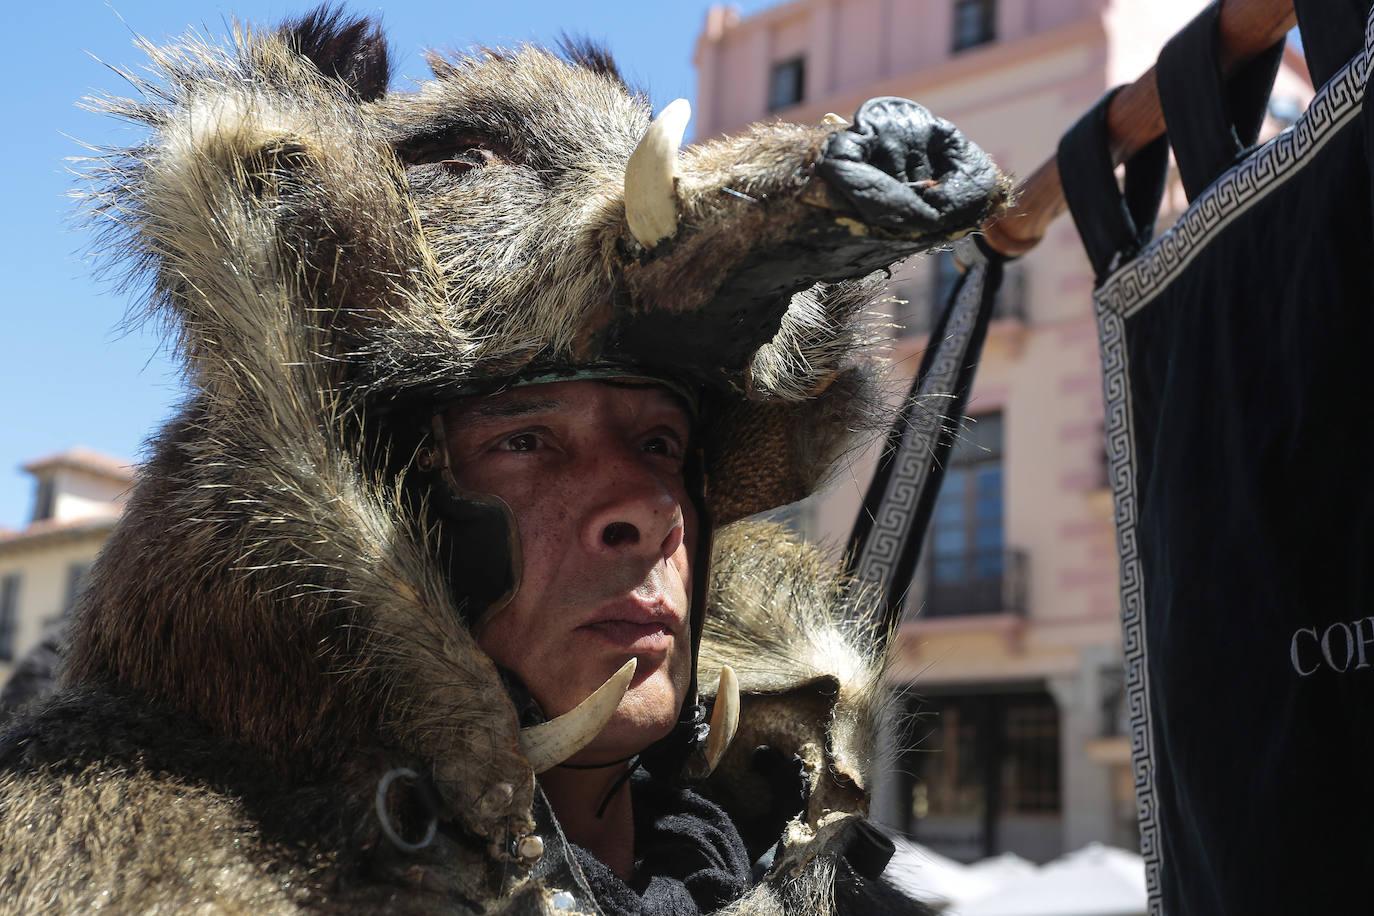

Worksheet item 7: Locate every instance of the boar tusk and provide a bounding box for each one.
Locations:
[518,658,637,773]
[703,665,740,776]
[625,98,690,250]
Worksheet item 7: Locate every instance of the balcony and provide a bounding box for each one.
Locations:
[919,548,1028,619]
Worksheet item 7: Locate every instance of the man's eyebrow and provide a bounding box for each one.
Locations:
[461,397,563,421]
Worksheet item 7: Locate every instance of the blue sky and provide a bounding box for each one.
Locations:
[0,1,776,528]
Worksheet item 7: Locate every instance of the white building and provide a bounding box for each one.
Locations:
[0,449,131,680]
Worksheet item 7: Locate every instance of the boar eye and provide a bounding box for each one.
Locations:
[406,147,492,177]
[399,133,513,177]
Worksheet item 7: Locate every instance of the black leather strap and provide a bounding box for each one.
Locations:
[1156,1,1284,202]
[1057,88,1169,282]
[520,788,606,913]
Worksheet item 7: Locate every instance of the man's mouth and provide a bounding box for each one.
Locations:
[577,598,682,652]
[579,620,675,652]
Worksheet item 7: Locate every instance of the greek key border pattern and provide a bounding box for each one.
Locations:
[853,239,988,592]
[1098,32,1368,321]
[1095,303,1161,911]
[1093,17,1371,916]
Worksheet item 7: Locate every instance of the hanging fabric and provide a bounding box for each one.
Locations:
[1059,2,1373,914]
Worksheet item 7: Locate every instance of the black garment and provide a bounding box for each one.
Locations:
[571,772,751,916]
[1059,4,1374,914]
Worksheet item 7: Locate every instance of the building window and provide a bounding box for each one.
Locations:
[953,0,997,52]
[904,690,1062,859]
[0,575,20,662]
[1002,701,1062,813]
[65,562,91,615]
[911,702,984,820]
[923,413,1025,617]
[32,477,55,523]
[893,252,1027,338]
[768,56,806,111]
[933,249,963,308]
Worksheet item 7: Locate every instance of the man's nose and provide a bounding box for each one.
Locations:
[582,460,684,562]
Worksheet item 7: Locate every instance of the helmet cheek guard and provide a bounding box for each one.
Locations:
[417,411,521,635]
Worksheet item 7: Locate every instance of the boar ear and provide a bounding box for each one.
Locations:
[281,5,392,102]
[557,35,639,95]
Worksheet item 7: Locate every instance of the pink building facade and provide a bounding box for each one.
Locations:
[694,0,1311,863]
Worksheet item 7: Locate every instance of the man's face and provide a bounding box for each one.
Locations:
[444,380,696,763]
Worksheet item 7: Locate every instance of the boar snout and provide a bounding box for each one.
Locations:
[612,95,1007,387]
[817,96,1001,232]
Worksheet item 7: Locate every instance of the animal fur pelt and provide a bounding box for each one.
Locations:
[700,524,932,916]
[0,522,929,915]
[0,7,1000,913]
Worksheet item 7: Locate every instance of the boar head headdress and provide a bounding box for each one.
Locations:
[49,5,1006,902]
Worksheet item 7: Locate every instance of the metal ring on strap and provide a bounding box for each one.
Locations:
[374,767,439,854]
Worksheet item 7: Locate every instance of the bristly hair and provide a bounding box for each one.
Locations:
[281,5,392,101]
[557,34,641,97]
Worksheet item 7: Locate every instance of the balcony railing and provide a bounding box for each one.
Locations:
[919,548,1028,618]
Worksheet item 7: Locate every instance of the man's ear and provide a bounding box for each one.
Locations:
[281,6,392,102]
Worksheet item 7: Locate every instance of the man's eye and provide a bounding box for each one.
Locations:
[499,433,541,452]
[642,435,683,458]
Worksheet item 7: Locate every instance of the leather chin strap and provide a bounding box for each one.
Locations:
[638,443,714,783]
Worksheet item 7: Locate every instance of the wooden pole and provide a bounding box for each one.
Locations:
[981,0,1297,258]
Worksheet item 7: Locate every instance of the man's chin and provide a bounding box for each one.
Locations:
[565,678,682,765]
[566,733,668,767]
